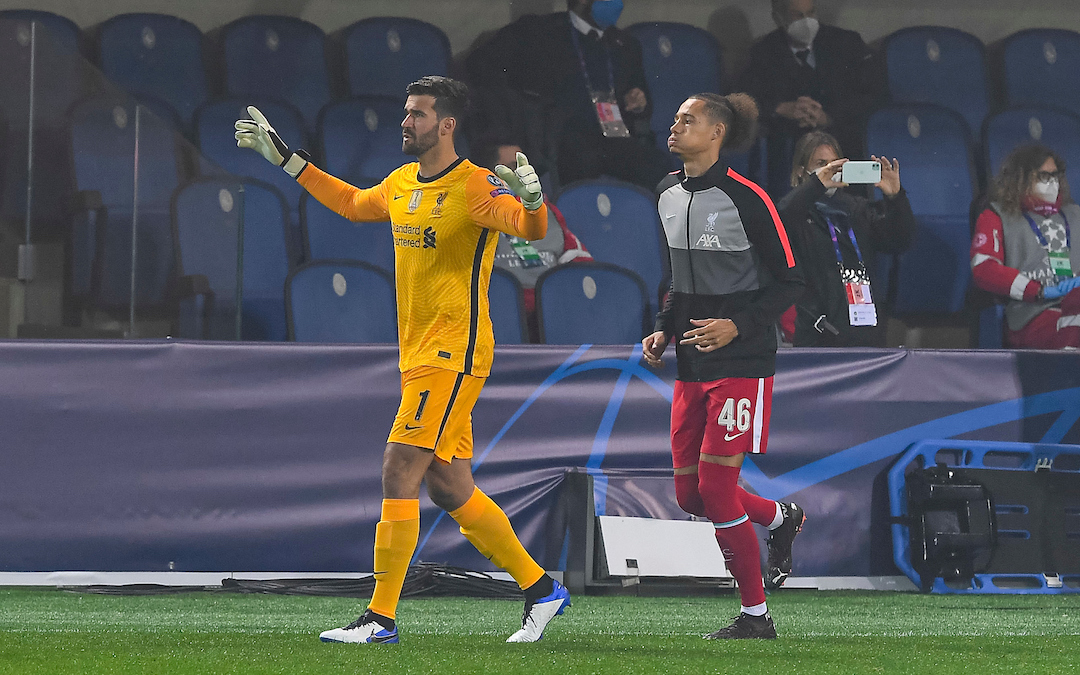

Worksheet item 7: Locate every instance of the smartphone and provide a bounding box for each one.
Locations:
[841,161,881,184]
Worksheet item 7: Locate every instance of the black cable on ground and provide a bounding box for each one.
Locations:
[63,563,524,600]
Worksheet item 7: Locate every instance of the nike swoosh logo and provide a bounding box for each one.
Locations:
[724,431,747,441]
[393,195,404,200]
[404,424,422,431]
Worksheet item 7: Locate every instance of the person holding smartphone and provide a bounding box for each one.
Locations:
[776,130,915,346]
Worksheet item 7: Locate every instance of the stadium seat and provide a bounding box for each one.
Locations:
[97,14,207,132]
[865,104,976,314]
[1001,29,1080,116]
[0,11,84,236]
[221,16,331,132]
[286,260,397,342]
[318,97,409,185]
[173,178,292,341]
[341,18,451,99]
[301,193,395,271]
[196,99,307,261]
[535,262,649,344]
[884,26,991,135]
[626,22,722,158]
[488,267,527,345]
[984,106,1080,191]
[554,179,667,313]
[69,95,184,310]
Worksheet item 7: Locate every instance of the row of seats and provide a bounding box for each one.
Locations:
[0,10,451,132]
[169,172,663,343]
[288,261,650,345]
[59,95,1074,338]
[167,174,650,344]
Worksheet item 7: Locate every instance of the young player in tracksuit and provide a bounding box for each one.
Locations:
[642,93,806,639]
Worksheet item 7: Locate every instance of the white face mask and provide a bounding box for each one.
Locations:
[825,187,838,197]
[1033,177,1060,204]
[786,17,820,47]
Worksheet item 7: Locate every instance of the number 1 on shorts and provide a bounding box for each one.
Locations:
[415,389,430,422]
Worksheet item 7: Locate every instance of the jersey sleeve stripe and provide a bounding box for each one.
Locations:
[726,168,797,268]
[463,228,490,376]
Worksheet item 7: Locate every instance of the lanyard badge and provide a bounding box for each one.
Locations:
[1023,213,1073,279]
[570,25,631,138]
[826,217,877,327]
[509,237,545,268]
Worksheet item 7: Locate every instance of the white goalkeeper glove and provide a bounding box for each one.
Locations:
[234,106,310,178]
[494,151,544,211]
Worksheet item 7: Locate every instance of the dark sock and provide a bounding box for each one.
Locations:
[523,574,555,603]
[364,609,396,630]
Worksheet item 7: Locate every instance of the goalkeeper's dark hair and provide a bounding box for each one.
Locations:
[406,76,469,122]
[689,92,760,153]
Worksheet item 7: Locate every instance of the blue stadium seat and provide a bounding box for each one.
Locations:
[196,99,306,260]
[0,11,84,235]
[286,260,397,342]
[70,95,184,309]
[488,267,527,345]
[554,179,667,312]
[884,26,991,135]
[319,97,409,185]
[341,18,451,99]
[173,178,292,341]
[865,104,976,314]
[0,9,80,51]
[301,193,394,271]
[98,14,207,132]
[984,106,1080,191]
[535,263,648,344]
[221,16,331,131]
[627,23,721,155]
[1002,29,1080,116]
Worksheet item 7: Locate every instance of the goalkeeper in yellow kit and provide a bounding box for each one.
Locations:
[235,76,569,644]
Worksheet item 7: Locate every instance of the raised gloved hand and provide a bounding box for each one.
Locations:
[1042,276,1080,299]
[234,106,308,178]
[494,151,544,211]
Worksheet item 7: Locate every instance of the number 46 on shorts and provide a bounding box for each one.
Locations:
[717,398,752,432]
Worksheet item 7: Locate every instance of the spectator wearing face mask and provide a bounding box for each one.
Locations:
[972,144,1080,349]
[776,131,914,346]
[738,0,885,195]
[466,0,670,190]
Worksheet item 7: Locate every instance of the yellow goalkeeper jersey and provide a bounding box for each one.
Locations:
[297,157,547,377]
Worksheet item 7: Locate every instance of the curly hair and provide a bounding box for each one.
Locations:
[688,92,760,153]
[991,143,1071,215]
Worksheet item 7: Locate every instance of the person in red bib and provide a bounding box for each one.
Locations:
[972,144,1080,349]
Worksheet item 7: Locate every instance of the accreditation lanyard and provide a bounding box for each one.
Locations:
[1024,212,1073,278]
[825,216,877,327]
[568,23,630,138]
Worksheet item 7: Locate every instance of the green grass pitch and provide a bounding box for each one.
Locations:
[0,587,1078,674]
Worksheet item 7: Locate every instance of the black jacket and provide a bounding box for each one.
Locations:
[465,12,653,139]
[655,160,805,381]
[737,24,885,155]
[776,176,915,346]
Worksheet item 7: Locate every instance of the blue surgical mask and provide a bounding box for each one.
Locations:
[591,0,623,30]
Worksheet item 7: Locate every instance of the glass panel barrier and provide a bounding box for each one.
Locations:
[0,17,278,340]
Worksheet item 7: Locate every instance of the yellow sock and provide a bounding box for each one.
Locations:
[367,499,420,620]
[449,487,545,590]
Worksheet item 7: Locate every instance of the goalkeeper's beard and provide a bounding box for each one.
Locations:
[402,126,440,157]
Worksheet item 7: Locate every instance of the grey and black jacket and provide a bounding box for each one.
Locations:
[655,159,805,381]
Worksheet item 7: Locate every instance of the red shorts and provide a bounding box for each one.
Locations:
[670,376,773,469]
